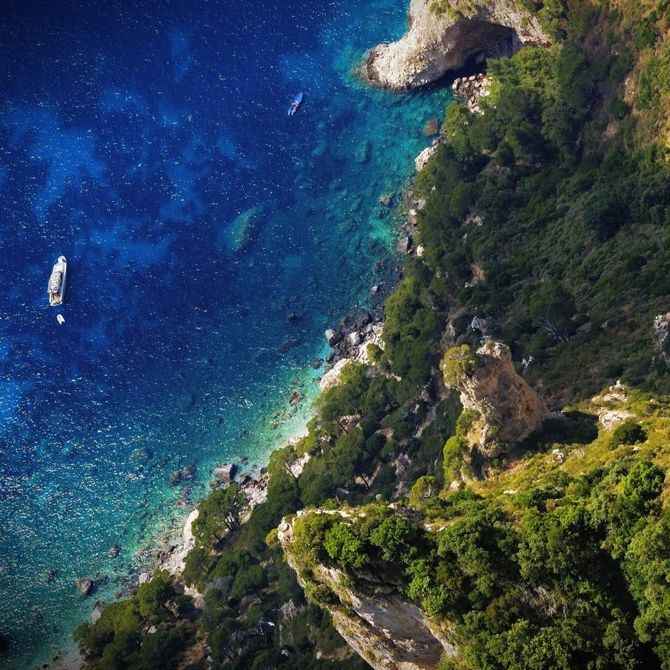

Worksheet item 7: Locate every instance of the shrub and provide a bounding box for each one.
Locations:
[609,422,647,449]
[443,435,469,482]
[409,475,440,509]
[323,522,368,571]
[440,345,476,387]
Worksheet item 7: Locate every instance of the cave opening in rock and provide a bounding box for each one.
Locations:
[438,21,522,85]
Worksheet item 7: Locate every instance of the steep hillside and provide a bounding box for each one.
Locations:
[280,386,670,669]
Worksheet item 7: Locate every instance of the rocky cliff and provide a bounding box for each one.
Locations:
[441,341,550,457]
[364,0,548,90]
[278,510,456,670]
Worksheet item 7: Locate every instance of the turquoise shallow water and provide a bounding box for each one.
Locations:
[0,1,452,667]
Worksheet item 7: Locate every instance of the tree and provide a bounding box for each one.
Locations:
[193,483,247,547]
[409,475,440,509]
[440,345,476,388]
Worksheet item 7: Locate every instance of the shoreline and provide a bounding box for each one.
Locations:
[44,26,455,663]
[57,161,432,667]
[149,172,431,572]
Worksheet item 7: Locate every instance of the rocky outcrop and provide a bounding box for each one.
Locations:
[76,578,93,597]
[441,341,549,457]
[320,313,385,390]
[364,0,548,91]
[415,144,439,172]
[589,380,635,430]
[278,511,456,670]
[653,312,670,366]
[452,73,491,113]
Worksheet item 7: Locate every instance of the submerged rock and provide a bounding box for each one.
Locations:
[219,204,265,254]
[423,118,439,136]
[279,337,300,352]
[355,139,372,163]
[169,463,196,487]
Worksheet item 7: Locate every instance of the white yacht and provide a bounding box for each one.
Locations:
[48,256,67,306]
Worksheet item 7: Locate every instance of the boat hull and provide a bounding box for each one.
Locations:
[288,92,303,116]
[48,256,67,307]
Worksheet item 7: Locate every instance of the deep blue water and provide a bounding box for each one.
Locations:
[0,1,451,666]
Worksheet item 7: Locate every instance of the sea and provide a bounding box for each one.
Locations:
[0,0,452,667]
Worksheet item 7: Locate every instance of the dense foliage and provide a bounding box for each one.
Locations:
[74,573,196,670]
[291,454,670,670]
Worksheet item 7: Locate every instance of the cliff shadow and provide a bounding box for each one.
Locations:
[433,23,522,89]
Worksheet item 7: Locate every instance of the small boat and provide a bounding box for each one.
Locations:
[56,314,65,325]
[288,92,303,117]
[48,256,67,307]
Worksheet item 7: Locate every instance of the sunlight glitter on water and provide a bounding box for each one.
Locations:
[0,0,452,666]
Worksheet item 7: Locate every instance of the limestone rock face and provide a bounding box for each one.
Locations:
[415,144,439,172]
[278,511,456,670]
[653,312,670,366]
[447,341,549,457]
[364,0,548,91]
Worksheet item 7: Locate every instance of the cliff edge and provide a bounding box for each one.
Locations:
[278,510,456,670]
[364,0,549,90]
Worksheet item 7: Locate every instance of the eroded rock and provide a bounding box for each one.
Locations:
[279,510,457,670]
[364,0,548,91]
[441,341,549,457]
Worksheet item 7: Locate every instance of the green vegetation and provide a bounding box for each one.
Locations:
[290,427,670,669]
[610,421,647,449]
[440,345,476,387]
[74,572,196,670]
[414,26,670,399]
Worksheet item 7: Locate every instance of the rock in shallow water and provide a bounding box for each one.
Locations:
[213,463,236,483]
[76,578,93,597]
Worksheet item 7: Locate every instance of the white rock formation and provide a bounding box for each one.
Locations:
[364,0,548,91]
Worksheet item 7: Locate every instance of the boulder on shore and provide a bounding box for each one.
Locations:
[415,145,438,172]
[213,463,237,483]
[91,601,105,624]
[325,329,343,346]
